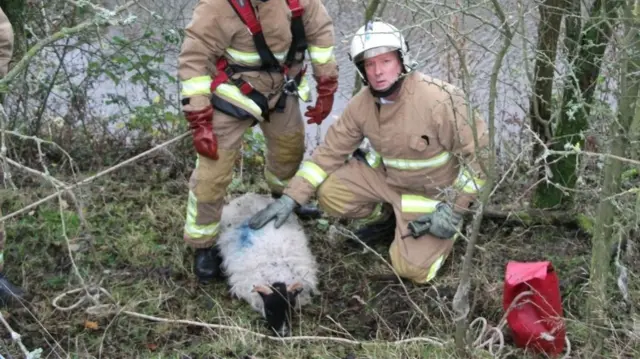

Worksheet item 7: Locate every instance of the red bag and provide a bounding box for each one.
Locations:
[503,261,566,356]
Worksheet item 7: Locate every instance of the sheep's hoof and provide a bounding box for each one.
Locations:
[193,246,224,284]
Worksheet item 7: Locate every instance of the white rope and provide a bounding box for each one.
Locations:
[51,285,572,357]
[467,290,572,358]
[50,286,447,346]
[51,286,118,316]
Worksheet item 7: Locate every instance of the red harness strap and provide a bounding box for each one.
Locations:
[287,0,304,17]
[209,0,309,120]
[229,0,262,35]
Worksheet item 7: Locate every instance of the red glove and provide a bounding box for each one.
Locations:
[184,105,218,160]
[304,76,338,125]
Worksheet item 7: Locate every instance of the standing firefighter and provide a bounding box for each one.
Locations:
[0,6,24,303]
[178,0,338,283]
[249,21,490,284]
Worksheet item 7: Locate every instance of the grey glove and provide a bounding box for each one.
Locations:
[248,194,297,230]
[407,202,462,239]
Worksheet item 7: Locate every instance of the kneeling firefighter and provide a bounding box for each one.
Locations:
[178,0,339,283]
[248,20,491,284]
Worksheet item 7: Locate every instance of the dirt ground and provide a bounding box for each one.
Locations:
[0,156,638,359]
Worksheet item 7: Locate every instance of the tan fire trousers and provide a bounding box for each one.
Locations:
[183,95,305,249]
[317,159,458,284]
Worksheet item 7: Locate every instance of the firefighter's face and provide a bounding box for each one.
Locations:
[363,51,402,91]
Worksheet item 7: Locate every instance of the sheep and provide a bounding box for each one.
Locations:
[214,192,319,337]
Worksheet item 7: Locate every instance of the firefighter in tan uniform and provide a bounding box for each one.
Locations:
[0,6,25,303]
[178,0,338,283]
[249,21,490,284]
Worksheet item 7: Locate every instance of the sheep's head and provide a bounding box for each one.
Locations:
[252,281,304,337]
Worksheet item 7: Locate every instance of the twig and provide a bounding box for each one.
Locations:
[2,127,89,227]
[452,0,514,354]
[1,130,78,168]
[0,104,17,190]
[3,156,88,227]
[546,148,640,166]
[56,186,99,309]
[0,1,137,88]
[50,285,446,347]
[49,284,576,357]
[126,309,447,346]
[0,132,190,223]
[0,311,43,358]
[328,225,438,331]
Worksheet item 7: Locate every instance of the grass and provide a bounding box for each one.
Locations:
[0,160,638,359]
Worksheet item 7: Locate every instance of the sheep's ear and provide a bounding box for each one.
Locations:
[252,284,273,295]
[287,282,304,296]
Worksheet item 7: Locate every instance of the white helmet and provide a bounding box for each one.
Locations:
[348,20,414,85]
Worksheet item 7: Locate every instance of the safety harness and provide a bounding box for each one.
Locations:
[210,0,308,122]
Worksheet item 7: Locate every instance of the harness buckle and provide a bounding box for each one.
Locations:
[283,76,298,96]
[282,66,298,96]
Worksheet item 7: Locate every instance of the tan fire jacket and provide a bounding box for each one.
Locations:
[178,0,338,120]
[0,7,13,77]
[284,71,490,213]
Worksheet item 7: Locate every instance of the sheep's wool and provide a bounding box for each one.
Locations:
[217,193,319,314]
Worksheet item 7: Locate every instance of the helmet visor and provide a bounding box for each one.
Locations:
[354,45,400,64]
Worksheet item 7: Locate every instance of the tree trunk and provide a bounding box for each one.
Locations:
[534,0,619,208]
[529,0,565,170]
[452,0,513,355]
[631,91,640,159]
[628,5,640,160]
[586,1,639,353]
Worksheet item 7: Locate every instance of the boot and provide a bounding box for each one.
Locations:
[0,272,24,306]
[352,203,396,246]
[193,246,224,284]
[271,192,322,220]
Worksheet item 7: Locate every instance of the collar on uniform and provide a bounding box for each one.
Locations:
[372,71,418,105]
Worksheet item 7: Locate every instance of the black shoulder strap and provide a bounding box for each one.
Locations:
[284,0,308,67]
[227,0,281,71]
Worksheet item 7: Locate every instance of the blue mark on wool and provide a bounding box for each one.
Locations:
[237,221,256,250]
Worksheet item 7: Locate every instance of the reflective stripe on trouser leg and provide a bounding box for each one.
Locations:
[352,202,386,226]
[388,194,458,284]
[389,233,458,284]
[259,95,305,195]
[183,108,251,248]
[183,149,239,249]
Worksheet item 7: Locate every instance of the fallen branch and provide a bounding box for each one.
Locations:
[474,206,593,233]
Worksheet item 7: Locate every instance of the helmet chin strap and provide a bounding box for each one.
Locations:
[368,75,405,98]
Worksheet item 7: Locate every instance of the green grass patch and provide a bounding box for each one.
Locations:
[0,172,637,358]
